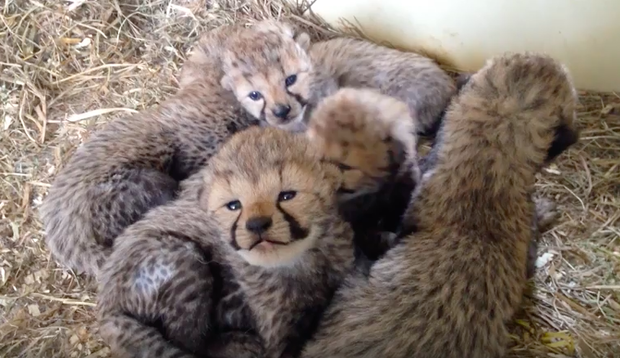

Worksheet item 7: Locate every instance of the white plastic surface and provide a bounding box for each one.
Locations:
[305,0,620,91]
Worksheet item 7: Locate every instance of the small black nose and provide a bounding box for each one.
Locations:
[245,216,273,234]
[272,104,291,119]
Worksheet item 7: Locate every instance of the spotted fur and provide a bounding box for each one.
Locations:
[300,52,580,358]
[418,70,573,279]
[179,21,313,133]
[40,27,261,277]
[305,87,562,269]
[305,88,420,262]
[309,37,456,137]
[97,127,356,358]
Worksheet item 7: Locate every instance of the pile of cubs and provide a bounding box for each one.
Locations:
[41,20,580,358]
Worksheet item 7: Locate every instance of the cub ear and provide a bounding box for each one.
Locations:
[195,171,215,211]
[175,170,211,207]
[545,122,579,163]
[280,21,311,51]
[220,74,234,92]
[254,20,312,51]
[294,31,311,51]
[455,73,473,92]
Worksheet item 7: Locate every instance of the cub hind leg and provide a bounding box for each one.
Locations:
[203,332,265,358]
[42,168,179,277]
[98,234,213,357]
[527,197,560,279]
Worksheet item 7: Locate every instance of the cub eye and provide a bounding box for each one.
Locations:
[337,187,356,195]
[248,91,263,101]
[225,200,242,211]
[336,162,354,171]
[285,75,297,87]
[278,191,297,202]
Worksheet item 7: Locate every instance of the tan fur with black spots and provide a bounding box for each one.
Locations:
[300,52,580,358]
[97,127,356,358]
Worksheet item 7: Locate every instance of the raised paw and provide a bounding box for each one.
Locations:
[306,88,419,199]
[527,197,559,279]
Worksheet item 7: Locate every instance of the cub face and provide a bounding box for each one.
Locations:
[220,20,313,132]
[201,127,341,268]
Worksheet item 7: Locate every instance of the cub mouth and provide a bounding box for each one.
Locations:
[248,237,289,251]
[265,106,307,132]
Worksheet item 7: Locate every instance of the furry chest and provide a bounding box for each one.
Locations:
[238,272,336,356]
[211,262,256,334]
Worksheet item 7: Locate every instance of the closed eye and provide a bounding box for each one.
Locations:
[320,159,354,171]
[336,162,354,171]
[337,187,356,194]
[321,159,387,182]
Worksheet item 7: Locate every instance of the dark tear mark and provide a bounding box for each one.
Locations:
[260,100,267,122]
[278,56,286,79]
[241,73,267,123]
[230,211,242,250]
[276,203,309,241]
[287,89,308,107]
[274,166,309,240]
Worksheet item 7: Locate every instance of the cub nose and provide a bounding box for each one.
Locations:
[245,216,273,234]
[272,104,291,120]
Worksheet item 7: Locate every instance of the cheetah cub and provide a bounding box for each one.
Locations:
[305,87,561,266]
[307,87,559,266]
[179,20,313,133]
[97,126,356,358]
[300,52,580,358]
[42,22,315,277]
[180,20,456,136]
[418,72,571,279]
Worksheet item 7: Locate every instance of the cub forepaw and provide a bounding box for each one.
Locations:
[534,197,560,233]
[306,88,418,183]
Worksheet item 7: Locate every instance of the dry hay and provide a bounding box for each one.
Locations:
[0,0,618,357]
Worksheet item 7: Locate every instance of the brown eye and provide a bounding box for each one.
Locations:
[226,200,242,211]
[278,191,296,202]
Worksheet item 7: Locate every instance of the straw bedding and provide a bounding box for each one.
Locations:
[0,1,618,357]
